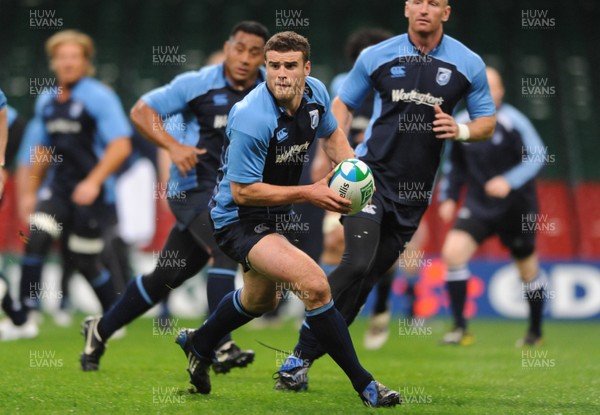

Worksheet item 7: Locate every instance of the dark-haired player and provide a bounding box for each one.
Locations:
[438,67,547,347]
[175,31,400,407]
[277,0,496,390]
[80,21,269,372]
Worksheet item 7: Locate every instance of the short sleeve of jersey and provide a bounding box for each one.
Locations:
[85,86,132,145]
[225,129,269,184]
[142,71,201,115]
[0,89,6,109]
[337,52,374,109]
[465,66,496,119]
[307,77,338,138]
[225,102,272,184]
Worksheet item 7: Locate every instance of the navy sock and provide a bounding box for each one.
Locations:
[19,255,44,310]
[294,324,321,361]
[192,289,260,358]
[97,276,153,341]
[446,266,470,329]
[447,280,468,329]
[526,288,544,336]
[91,270,117,312]
[524,271,547,337]
[206,268,237,348]
[305,300,373,393]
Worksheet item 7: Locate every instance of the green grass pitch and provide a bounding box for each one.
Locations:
[1,316,598,414]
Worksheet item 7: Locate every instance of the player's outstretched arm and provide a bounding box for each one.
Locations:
[433,105,496,142]
[130,99,205,175]
[230,171,351,214]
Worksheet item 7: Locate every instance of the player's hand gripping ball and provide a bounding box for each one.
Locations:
[328,158,375,215]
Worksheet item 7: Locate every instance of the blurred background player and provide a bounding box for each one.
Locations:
[277,0,496,390]
[438,67,547,347]
[79,21,269,372]
[0,30,132,340]
[52,127,157,327]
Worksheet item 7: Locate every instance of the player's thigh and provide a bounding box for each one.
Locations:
[442,229,479,266]
[248,233,329,299]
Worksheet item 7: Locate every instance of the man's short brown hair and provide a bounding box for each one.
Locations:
[264,31,310,63]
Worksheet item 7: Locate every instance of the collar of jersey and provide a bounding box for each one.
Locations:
[265,84,308,119]
[406,33,445,57]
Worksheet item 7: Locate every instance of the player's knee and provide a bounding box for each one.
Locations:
[340,253,373,278]
[442,242,463,267]
[305,278,331,308]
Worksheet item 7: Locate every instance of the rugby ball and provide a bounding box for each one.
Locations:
[328,158,374,215]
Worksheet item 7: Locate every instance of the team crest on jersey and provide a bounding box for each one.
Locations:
[390,65,406,78]
[212,94,228,106]
[436,68,452,86]
[276,128,289,142]
[69,101,84,118]
[308,109,319,130]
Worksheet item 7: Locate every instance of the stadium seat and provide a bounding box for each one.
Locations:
[535,180,577,259]
[573,182,600,259]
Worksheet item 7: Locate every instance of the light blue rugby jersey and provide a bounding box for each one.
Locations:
[338,33,495,206]
[211,76,337,229]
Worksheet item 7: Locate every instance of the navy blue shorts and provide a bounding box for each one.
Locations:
[213,218,282,272]
[454,198,538,259]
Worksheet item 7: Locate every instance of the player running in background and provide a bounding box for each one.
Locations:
[438,67,547,347]
[0,30,132,340]
[175,31,400,407]
[275,0,496,390]
[80,21,269,372]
